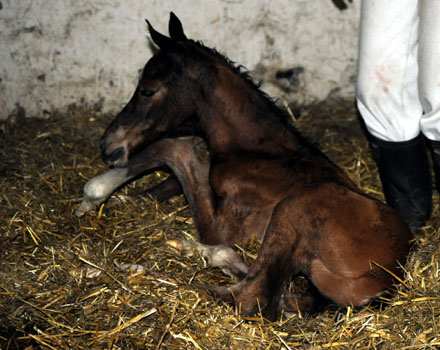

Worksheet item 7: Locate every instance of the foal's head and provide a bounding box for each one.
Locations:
[101,13,205,167]
[101,13,308,167]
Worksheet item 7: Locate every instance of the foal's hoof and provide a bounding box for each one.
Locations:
[281,293,317,318]
[75,197,99,217]
[166,239,187,252]
[74,208,85,217]
[166,239,249,279]
[75,201,90,217]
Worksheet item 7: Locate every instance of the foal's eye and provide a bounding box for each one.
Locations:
[140,89,156,97]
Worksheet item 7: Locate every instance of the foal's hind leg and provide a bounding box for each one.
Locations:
[208,198,302,320]
[208,193,334,320]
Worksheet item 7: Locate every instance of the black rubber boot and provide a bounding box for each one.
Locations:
[431,140,440,192]
[368,133,432,233]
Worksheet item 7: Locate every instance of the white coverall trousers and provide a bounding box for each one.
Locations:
[356,0,440,143]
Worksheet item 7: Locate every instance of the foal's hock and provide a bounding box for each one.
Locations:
[77,13,412,320]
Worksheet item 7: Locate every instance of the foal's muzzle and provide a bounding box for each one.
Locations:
[100,137,127,167]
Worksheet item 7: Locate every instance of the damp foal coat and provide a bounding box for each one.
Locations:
[77,13,412,320]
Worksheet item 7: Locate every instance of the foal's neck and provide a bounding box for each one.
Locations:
[199,65,300,156]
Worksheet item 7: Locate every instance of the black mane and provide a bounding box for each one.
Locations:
[189,40,287,117]
[185,39,324,157]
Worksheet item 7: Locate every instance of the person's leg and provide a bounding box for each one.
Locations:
[356,0,432,232]
[357,0,422,141]
[418,1,440,191]
[367,133,431,233]
[432,142,440,192]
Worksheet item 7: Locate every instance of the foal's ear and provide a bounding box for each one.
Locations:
[146,19,176,51]
[169,12,187,41]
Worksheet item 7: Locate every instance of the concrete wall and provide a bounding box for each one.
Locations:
[0,0,360,120]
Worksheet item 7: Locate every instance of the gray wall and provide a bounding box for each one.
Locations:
[0,0,360,120]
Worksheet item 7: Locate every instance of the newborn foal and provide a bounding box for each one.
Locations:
[77,13,412,320]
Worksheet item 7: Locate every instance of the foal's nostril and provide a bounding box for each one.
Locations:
[104,147,125,165]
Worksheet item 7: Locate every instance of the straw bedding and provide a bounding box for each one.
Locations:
[1,101,439,349]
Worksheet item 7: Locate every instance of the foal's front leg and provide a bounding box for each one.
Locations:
[167,239,249,280]
[75,138,205,217]
[146,174,182,202]
[76,138,249,278]
[76,168,182,217]
[77,139,215,236]
[126,138,216,236]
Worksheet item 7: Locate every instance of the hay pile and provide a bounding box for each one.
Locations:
[1,102,439,349]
